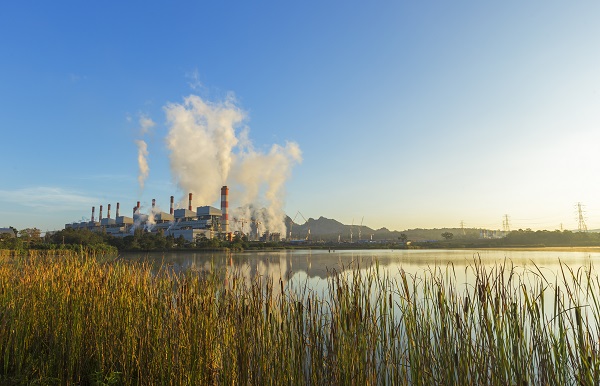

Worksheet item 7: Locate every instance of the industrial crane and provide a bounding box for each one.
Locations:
[291,211,310,241]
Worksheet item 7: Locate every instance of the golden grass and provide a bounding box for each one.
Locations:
[0,251,599,385]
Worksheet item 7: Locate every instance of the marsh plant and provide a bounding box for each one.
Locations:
[0,250,599,385]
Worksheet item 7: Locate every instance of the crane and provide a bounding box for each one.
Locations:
[291,211,310,241]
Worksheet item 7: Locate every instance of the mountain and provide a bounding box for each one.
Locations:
[284,216,481,242]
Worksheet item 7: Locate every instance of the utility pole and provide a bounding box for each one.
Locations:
[502,214,510,233]
[577,202,588,232]
[359,217,364,241]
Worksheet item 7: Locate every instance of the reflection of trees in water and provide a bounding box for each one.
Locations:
[119,248,600,290]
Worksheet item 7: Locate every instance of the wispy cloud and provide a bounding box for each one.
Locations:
[139,114,156,135]
[69,73,87,83]
[186,69,206,91]
[0,187,99,211]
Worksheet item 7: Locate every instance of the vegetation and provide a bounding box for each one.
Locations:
[441,231,454,240]
[4,225,600,255]
[415,229,600,249]
[1,251,600,384]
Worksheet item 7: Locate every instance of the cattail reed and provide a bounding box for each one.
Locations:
[0,250,599,384]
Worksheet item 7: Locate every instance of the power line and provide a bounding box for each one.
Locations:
[502,214,511,233]
[577,202,588,232]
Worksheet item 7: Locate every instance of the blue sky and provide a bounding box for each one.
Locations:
[1,1,600,233]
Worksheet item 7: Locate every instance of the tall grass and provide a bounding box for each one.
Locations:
[0,251,599,385]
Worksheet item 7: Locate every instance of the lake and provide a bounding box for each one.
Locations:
[121,248,600,297]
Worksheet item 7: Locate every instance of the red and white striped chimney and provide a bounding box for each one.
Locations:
[221,186,229,233]
[116,202,120,218]
[170,196,174,215]
[99,205,103,221]
[188,193,193,211]
[107,204,111,219]
[91,206,95,222]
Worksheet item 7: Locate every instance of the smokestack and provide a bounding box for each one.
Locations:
[152,198,156,208]
[107,204,111,219]
[188,193,193,211]
[99,205,103,221]
[221,186,229,233]
[170,196,174,215]
[137,201,141,210]
[91,206,95,222]
[116,202,120,217]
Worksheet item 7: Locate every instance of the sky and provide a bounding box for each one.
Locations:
[1,1,600,233]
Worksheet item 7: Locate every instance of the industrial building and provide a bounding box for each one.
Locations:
[66,186,232,242]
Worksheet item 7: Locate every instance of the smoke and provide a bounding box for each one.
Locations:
[135,115,156,191]
[135,139,150,190]
[164,94,302,235]
[230,141,302,235]
[164,94,243,203]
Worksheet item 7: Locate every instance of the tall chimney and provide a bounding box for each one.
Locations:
[152,198,156,209]
[188,193,193,211]
[170,196,174,215]
[107,204,111,219]
[99,205,103,221]
[137,201,140,210]
[221,186,229,233]
[116,202,120,218]
[91,206,95,222]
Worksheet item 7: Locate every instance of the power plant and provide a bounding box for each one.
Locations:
[64,186,280,242]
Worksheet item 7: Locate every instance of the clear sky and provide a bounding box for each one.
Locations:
[1,1,599,233]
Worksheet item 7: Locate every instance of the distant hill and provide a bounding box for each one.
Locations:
[284,216,481,242]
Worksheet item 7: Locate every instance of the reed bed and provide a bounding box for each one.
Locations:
[1,251,599,385]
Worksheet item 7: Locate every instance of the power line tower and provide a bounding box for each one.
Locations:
[502,214,511,233]
[577,202,588,232]
[460,220,466,235]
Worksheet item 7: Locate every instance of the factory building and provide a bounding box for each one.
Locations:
[65,186,231,242]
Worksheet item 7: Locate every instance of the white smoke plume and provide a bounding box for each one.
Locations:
[164,94,302,235]
[135,115,156,191]
[230,141,302,236]
[135,139,150,190]
[165,94,243,203]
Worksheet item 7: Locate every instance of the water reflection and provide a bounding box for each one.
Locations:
[120,248,600,292]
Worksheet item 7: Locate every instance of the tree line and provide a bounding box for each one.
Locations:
[0,227,281,253]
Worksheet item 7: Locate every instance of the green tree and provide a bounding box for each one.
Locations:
[18,228,42,246]
[441,232,454,240]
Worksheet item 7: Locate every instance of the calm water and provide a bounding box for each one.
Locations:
[121,248,600,295]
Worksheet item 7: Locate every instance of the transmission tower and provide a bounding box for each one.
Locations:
[577,202,588,232]
[502,214,511,233]
[460,220,466,235]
